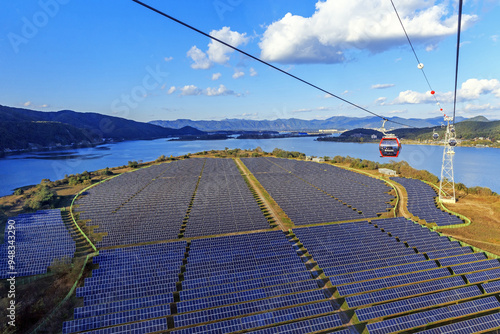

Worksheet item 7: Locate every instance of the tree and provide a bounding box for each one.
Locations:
[24,184,55,210]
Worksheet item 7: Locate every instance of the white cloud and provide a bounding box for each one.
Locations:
[167,86,176,95]
[388,109,407,114]
[259,0,477,63]
[371,83,395,89]
[180,85,203,96]
[425,44,438,52]
[249,68,258,77]
[375,97,387,105]
[23,101,31,107]
[212,72,222,80]
[207,27,249,64]
[390,78,500,105]
[164,56,173,62]
[206,84,239,96]
[232,71,245,79]
[292,106,333,113]
[187,46,212,70]
[173,84,241,97]
[393,90,437,104]
[292,108,314,113]
[459,78,500,100]
[464,103,495,112]
[187,27,248,70]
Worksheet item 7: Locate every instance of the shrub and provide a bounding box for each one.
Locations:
[100,167,113,176]
[24,184,55,210]
[14,188,24,196]
[128,161,139,168]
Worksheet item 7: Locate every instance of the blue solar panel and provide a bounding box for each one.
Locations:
[482,279,500,294]
[0,209,75,279]
[392,178,464,226]
[367,296,500,334]
[356,285,482,321]
[416,312,500,334]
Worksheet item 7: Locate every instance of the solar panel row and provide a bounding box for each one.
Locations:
[172,301,340,334]
[356,285,483,321]
[242,157,394,224]
[330,259,438,285]
[77,318,168,334]
[337,267,451,296]
[416,312,500,334]
[367,296,500,334]
[0,209,75,279]
[293,221,420,271]
[174,290,327,327]
[63,242,186,334]
[246,314,348,334]
[392,177,464,226]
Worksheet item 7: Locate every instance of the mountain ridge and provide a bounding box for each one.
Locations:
[150,115,469,132]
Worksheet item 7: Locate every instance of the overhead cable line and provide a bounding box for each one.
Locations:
[452,0,464,126]
[131,0,415,129]
[389,0,443,113]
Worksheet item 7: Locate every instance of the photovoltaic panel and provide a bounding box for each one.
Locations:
[0,209,75,279]
[366,296,500,334]
[416,312,500,334]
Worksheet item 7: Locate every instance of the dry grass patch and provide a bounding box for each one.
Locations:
[439,195,500,256]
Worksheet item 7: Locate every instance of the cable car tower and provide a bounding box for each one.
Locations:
[439,115,457,203]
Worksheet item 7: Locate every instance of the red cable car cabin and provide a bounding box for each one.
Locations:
[379,137,401,157]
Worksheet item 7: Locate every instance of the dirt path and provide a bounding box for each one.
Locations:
[234,158,288,231]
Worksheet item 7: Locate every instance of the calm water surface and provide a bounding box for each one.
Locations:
[1,137,498,196]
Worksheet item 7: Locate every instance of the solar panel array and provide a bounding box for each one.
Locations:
[242,157,393,225]
[392,177,464,226]
[366,296,500,334]
[58,156,500,333]
[76,160,204,247]
[294,217,500,332]
[173,231,346,333]
[266,158,394,217]
[63,242,186,333]
[0,209,75,279]
[62,231,354,333]
[184,159,270,237]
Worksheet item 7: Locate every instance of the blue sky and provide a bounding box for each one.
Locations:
[1,0,499,123]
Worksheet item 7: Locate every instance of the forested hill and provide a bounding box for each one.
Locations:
[392,118,500,141]
[317,118,500,143]
[0,105,204,152]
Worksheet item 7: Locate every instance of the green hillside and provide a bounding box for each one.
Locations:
[0,121,101,151]
[393,119,500,141]
[0,105,205,151]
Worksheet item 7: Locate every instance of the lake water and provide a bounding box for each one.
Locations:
[1,137,498,197]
